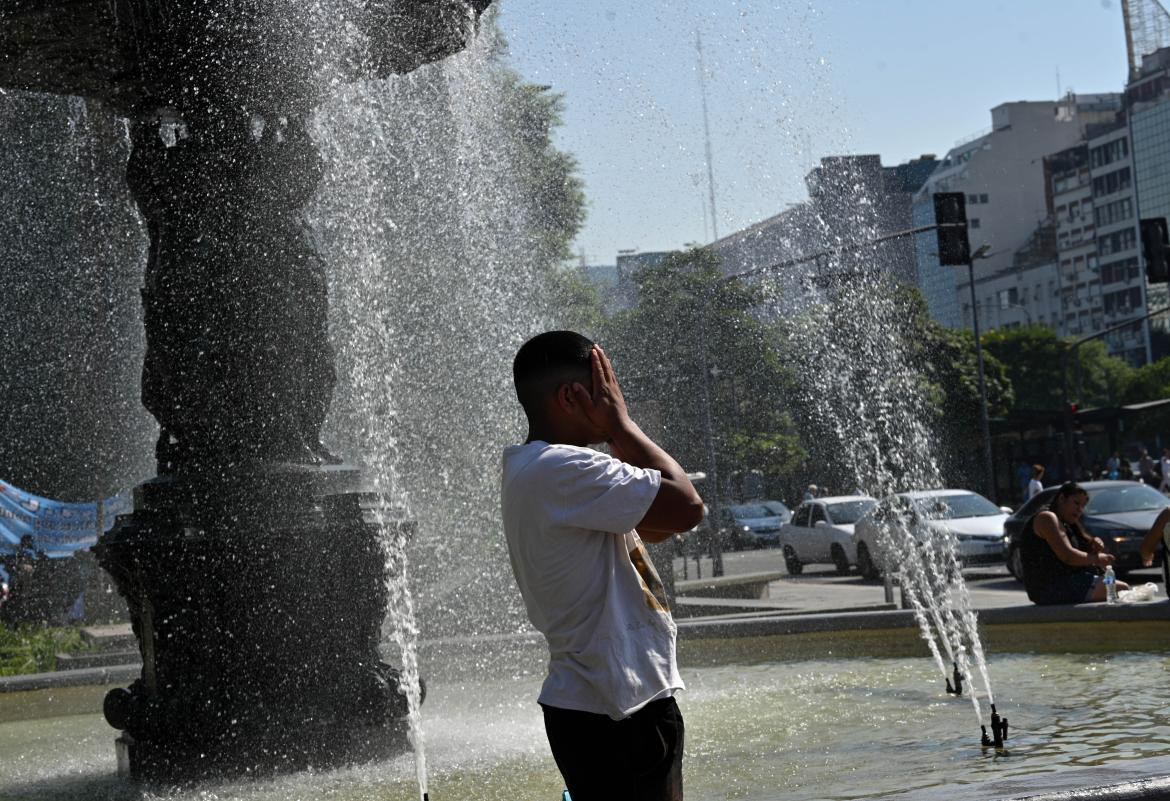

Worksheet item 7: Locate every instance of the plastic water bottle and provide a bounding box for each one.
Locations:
[1104,564,1118,604]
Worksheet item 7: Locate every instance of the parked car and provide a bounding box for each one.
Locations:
[1003,480,1169,581]
[777,495,877,575]
[760,500,792,525]
[719,503,785,550]
[852,489,1009,580]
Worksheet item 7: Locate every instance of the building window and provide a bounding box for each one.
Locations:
[970,218,981,229]
[980,193,989,203]
[1098,228,1137,256]
[1090,137,1129,169]
[1094,197,1133,227]
[1092,167,1132,197]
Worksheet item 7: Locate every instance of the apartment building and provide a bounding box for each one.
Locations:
[912,97,1122,331]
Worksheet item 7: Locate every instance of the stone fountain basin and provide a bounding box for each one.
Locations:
[1,606,1167,801]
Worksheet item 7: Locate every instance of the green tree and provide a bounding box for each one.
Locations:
[982,326,1133,410]
[480,20,595,329]
[546,265,604,335]
[601,249,806,499]
[773,282,1013,492]
[498,77,587,266]
[1123,355,1170,404]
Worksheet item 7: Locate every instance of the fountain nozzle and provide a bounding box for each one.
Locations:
[945,662,963,696]
[989,704,1008,748]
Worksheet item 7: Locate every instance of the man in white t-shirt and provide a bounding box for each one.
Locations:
[501,331,704,801]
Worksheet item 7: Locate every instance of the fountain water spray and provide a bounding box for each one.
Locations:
[758,215,1000,735]
[313,8,576,795]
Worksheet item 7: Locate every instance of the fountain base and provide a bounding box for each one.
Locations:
[113,721,409,780]
[94,465,415,780]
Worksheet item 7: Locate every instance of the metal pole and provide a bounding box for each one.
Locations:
[968,259,997,502]
[697,288,724,577]
[1060,356,1075,475]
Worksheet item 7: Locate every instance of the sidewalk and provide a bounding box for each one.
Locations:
[671,548,1164,614]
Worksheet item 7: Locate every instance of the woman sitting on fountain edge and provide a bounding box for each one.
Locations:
[1020,481,1130,605]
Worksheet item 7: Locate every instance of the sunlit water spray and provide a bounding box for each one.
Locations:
[308,8,563,795]
[764,256,996,725]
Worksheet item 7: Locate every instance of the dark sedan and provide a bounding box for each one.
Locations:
[1003,480,1168,580]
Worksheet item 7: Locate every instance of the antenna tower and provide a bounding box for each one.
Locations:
[1122,0,1170,80]
[695,30,719,241]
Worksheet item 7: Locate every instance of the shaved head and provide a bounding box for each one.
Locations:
[512,330,594,419]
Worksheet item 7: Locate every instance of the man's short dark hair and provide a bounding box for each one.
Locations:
[513,330,595,416]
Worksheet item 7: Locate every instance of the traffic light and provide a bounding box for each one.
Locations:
[1140,218,1170,283]
[933,192,971,265]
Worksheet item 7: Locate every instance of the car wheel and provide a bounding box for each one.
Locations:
[783,545,803,576]
[830,544,851,576]
[857,542,880,580]
[1006,544,1024,583]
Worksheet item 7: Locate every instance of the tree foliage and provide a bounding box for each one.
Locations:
[982,325,1133,410]
[600,249,805,499]
[1124,356,1170,404]
[772,282,1014,492]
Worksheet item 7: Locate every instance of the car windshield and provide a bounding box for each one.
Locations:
[731,504,772,520]
[826,500,876,524]
[1085,484,1170,515]
[762,501,790,517]
[916,493,1001,519]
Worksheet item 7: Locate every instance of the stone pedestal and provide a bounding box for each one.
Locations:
[94,467,416,779]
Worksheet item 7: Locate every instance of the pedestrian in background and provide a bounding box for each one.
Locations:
[1016,461,1032,501]
[1160,448,1170,494]
[1027,464,1045,499]
[1140,448,1156,486]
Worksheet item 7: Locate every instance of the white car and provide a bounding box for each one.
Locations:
[852,489,1009,579]
[777,495,877,575]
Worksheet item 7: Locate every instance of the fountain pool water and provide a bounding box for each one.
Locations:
[2,628,1168,801]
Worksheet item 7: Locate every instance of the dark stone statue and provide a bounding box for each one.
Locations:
[0,0,492,779]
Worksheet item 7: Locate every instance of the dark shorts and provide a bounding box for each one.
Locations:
[541,696,684,801]
[1027,569,1099,605]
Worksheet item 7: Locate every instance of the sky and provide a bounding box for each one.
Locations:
[495,0,1132,264]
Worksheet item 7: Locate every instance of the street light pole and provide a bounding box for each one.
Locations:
[696,287,725,577]
[967,256,997,503]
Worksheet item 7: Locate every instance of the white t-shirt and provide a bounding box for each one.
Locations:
[1027,479,1043,499]
[500,440,684,720]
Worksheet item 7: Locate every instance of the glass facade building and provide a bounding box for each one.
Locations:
[912,195,961,328]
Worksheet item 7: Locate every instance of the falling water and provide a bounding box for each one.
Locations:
[0,91,154,501]
[767,262,996,722]
[307,6,570,795]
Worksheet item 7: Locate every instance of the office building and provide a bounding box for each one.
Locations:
[912,97,1122,330]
